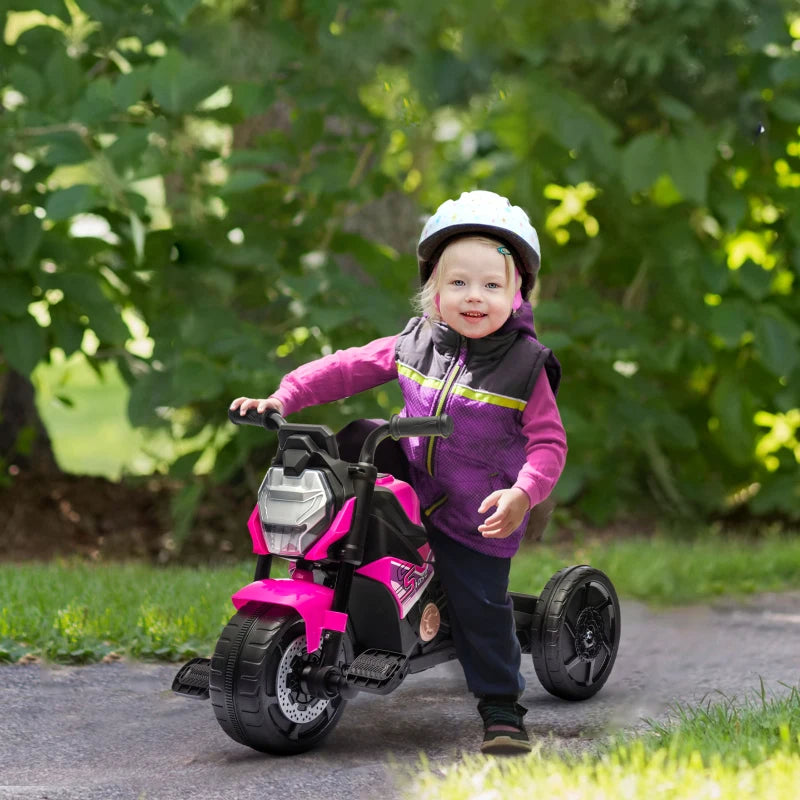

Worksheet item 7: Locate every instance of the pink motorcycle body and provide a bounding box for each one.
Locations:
[232,473,433,653]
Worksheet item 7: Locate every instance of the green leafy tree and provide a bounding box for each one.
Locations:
[1,0,798,527]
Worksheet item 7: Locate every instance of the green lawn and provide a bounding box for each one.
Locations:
[510,531,800,606]
[410,685,800,799]
[1,532,799,664]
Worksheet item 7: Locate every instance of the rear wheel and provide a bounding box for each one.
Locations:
[209,604,351,754]
[531,565,620,701]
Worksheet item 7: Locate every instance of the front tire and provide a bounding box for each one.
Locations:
[209,604,351,754]
[531,565,621,701]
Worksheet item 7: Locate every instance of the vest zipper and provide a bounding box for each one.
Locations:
[426,337,467,476]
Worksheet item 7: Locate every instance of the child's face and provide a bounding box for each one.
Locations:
[437,239,514,339]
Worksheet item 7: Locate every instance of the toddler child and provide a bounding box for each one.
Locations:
[231,190,566,754]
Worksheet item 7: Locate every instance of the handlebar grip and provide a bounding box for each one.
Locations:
[388,414,453,440]
[227,406,284,430]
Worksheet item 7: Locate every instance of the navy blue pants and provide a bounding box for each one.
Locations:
[336,419,524,698]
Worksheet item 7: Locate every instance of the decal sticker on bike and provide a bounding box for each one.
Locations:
[391,560,435,615]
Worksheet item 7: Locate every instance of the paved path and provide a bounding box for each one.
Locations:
[1,593,798,800]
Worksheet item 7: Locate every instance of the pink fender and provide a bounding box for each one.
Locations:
[231,578,348,653]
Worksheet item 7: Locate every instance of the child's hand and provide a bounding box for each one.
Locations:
[229,396,285,416]
[477,488,530,539]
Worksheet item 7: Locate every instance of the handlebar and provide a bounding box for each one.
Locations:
[227,406,285,430]
[388,414,453,440]
[228,405,453,466]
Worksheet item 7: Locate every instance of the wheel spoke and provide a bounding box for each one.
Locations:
[564,619,577,639]
[594,596,612,612]
[564,654,582,674]
[581,582,590,608]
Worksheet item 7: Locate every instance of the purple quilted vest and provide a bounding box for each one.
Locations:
[395,303,560,557]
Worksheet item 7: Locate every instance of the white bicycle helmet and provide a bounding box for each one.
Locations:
[417,190,541,297]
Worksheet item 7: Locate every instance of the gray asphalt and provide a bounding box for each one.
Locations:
[1,593,798,800]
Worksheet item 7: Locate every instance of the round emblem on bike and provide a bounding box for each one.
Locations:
[419,602,441,642]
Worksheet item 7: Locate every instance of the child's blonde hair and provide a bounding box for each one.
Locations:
[413,235,518,321]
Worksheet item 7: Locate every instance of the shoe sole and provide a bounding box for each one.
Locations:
[480,735,532,755]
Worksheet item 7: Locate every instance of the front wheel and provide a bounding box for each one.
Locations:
[209,605,351,754]
[531,565,621,701]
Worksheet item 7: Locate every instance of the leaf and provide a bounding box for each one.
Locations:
[221,170,268,195]
[39,131,92,167]
[8,63,44,106]
[5,213,42,268]
[231,83,276,117]
[657,95,694,121]
[49,306,85,357]
[210,439,245,484]
[112,67,152,110]
[163,0,201,22]
[710,374,755,465]
[10,0,71,22]
[734,260,772,301]
[749,474,800,517]
[169,450,204,480]
[45,185,97,222]
[44,48,83,108]
[105,128,151,171]
[711,181,747,230]
[771,96,800,122]
[754,309,800,377]
[770,57,800,86]
[128,369,175,427]
[150,49,221,114]
[73,78,117,125]
[129,212,146,266]
[170,357,223,406]
[0,275,32,317]
[666,127,717,205]
[0,315,47,376]
[52,272,129,344]
[621,132,666,194]
[708,300,750,348]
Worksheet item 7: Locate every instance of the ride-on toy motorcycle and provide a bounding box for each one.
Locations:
[172,408,621,754]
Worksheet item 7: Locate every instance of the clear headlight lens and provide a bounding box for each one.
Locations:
[258,467,334,557]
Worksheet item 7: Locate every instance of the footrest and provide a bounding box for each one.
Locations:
[345,649,408,694]
[172,657,211,699]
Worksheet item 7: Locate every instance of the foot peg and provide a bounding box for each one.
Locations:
[345,649,408,694]
[172,657,211,699]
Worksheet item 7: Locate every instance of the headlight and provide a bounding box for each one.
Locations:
[258,467,335,557]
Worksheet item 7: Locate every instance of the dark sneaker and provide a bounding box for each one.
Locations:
[477,696,531,755]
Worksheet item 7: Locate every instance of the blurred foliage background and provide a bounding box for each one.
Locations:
[1,0,799,536]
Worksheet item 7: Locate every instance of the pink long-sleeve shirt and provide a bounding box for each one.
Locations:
[271,335,567,509]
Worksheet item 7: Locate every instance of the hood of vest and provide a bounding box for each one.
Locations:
[428,301,539,359]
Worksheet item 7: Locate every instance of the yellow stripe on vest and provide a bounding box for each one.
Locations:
[450,384,527,411]
[396,362,444,391]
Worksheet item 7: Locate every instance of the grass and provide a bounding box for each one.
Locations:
[1,532,799,664]
[410,685,800,799]
[510,530,800,606]
[0,561,264,663]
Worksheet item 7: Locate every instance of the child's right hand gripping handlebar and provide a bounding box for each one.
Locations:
[227,406,284,430]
